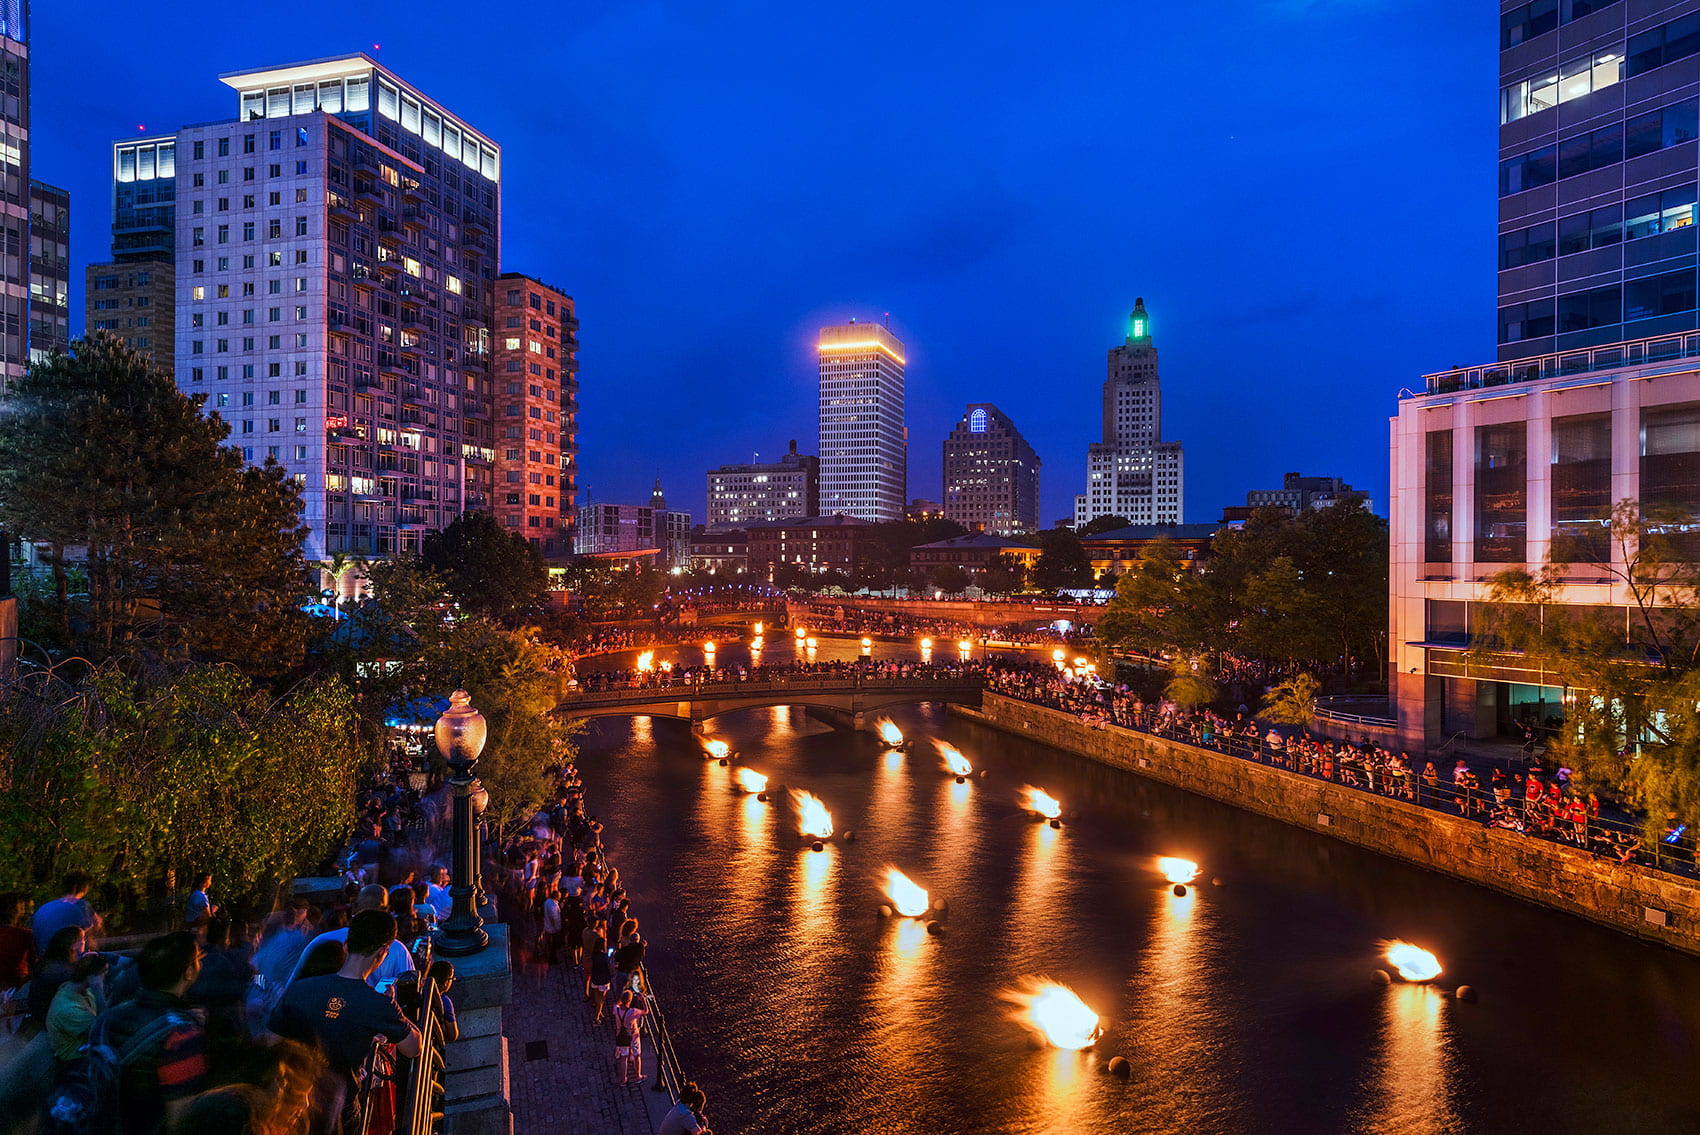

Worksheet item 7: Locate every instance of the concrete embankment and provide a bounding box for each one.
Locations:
[957,692,1700,956]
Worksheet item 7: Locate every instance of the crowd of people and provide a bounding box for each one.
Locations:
[983,661,1684,871]
[578,655,982,693]
[795,605,1094,648]
[491,761,712,1134]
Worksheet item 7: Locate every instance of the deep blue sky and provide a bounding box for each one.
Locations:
[35,1,1497,525]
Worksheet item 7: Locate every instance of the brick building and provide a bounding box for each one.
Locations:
[493,272,577,559]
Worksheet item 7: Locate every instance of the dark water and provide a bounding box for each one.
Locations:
[573,637,1700,1135]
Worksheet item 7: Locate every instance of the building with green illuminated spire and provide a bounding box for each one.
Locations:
[1073,299,1184,527]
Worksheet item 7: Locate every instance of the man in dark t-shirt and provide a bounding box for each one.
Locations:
[271,909,420,1127]
[93,931,208,1135]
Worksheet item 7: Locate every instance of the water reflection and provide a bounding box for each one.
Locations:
[1351,984,1462,1135]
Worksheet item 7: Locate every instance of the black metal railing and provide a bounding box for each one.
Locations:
[633,964,708,1130]
[351,936,448,1135]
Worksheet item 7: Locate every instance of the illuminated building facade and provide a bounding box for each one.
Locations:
[942,402,1040,535]
[0,2,29,384]
[493,272,577,559]
[87,135,178,369]
[1074,299,1184,527]
[169,54,502,561]
[706,440,818,529]
[746,514,872,574]
[818,320,906,522]
[27,177,66,358]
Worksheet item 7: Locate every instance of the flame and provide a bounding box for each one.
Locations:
[1052,648,1066,662]
[704,640,716,653]
[884,867,930,917]
[792,790,834,838]
[861,637,873,648]
[936,742,972,777]
[958,639,972,652]
[806,637,818,649]
[754,621,764,635]
[1004,979,1100,1050]
[795,627,807,640]
[875,718,904,747]
[1383,941,1443,983]
[1023,785,1062,819]
[636,651,655,672]
[1158,857,1200,884]
[702,739,730,760]
[735,767,768,793]
[920,637,933,649]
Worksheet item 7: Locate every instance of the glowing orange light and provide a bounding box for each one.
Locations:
[817,340,907,364]
[703,640,716,653]
[702,739,730,761]
[920,637,933,649]
[884,867,930,917]
[1004,979,1100,1050]
[1022,785,1062,819]
[636,651,655,672]
[936,742,972,777]
[792,790,834,838]
[861,637,873,648]
[875,718,904,747]
[1158,857,1200,884]
[795,627,807,640]
[735,767,768,793]
[754,621,764,635]
[1384,941,1443,982]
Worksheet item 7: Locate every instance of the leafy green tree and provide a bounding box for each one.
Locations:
[422,511,548,620]
[930,563,971,596]
[1479,501,1700,837]
[1261,672,1321,725]
[0,335,310,673]
[979,554,1026,595]
[0,661,361,918]
[1098,539,1209,657]
[1163,657,1217,710]
[1078,514,1131,536]
[1032,528,1093,591]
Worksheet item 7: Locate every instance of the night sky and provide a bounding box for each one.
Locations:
[35,2,1497,526]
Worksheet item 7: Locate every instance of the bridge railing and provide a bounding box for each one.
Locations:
[563,670,985,705]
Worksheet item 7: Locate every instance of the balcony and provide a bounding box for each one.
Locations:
[376,220,404,248]
[353,180,384,208]
[328,196,358,222]
[401,206,428,231]
[349,264,378,288]
[1415,330,1700,399]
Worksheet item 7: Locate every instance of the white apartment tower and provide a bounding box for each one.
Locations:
[172,54,501,561]
[1074,299,1184,526]
[818,320,906,522]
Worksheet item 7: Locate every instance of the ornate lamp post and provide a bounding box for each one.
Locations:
[434,689,489,956]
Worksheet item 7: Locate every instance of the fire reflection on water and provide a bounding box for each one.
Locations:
[1352,984,1463,1135]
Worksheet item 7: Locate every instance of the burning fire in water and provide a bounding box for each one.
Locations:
[702,739,730,761]
[734,767,768,794]
[1003,979,1101,1050]
[884,867,930,917]
[791,790,834,838]
[636,651,655,672]
[1158,857,1200,884]
[1022,785,1062,819]
[1383,941,1443,983]
[936,742,972,777]
[874,718,904,747]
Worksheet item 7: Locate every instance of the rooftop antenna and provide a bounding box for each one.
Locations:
[884,311,891,327]
[372,42,382,62]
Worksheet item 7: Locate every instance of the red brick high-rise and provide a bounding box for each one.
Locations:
[493,272,578,559]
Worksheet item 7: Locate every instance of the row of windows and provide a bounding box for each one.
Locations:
[1501,0,1614,50]
[1501,14,1700,124]
[1499,183,1698,267]
[1498,268,1700,342]
[1501,99,1698,196]
[191,217,310,244]
[189,333,312,354]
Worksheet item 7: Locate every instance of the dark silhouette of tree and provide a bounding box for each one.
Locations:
[421,511,548,619]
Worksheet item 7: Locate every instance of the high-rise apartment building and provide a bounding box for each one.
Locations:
[87,135,178,368]
[1074,299,1184,527]
[27,177,66,358]
[1390,0,1700,752]
[705,440,818,530]
[942,403,1040,535]
[818,320,906,521]
[0,2,29,384]
[165,54,502,562]
[493,272,577,559]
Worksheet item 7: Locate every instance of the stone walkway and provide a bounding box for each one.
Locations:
[504,947,666,1135]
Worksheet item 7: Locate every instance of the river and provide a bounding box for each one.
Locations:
[571,636,1700,1134]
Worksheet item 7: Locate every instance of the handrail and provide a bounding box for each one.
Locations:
[397,971,448,1135]
[632,963,708,1131]
[1414,330,1700,398]
[566,670,985,704]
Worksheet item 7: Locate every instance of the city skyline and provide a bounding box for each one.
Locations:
[30,2,1496,525]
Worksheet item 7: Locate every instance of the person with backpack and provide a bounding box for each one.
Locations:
[44,931,207,1135]
[610,988,648,1086]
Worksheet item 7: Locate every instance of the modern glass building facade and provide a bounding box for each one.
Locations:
[0,1,28,385]
[818,321,906,522]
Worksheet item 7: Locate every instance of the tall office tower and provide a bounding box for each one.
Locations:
[705,440,818,529]
[942,403,1040,535]
[0,1,28,385]
[1390,0,1700,753]
[1073,299,1184,527]
[26,178,66,358]
[170,54,501,562]
[818,320,906,521]
[87,135,178,368]
[493,273,577,559]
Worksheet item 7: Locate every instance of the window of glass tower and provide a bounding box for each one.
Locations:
[1551,414,1612,564]
[1502,49,1622,124]
[1424,430,1453,564]
[1642,404,1700,559]
[1476,423,1528,563]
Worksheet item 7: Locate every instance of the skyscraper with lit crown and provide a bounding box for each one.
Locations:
[818,319,906,521]
[1074,299,1184,527]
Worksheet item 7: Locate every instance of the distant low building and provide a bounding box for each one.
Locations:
[910,532,1041,575]
[1079,522,1220,576]
[705,440,818,529]
[689,530,748,575]
[746,514,871,575]
[1243,472,1369,515]
[906,499,943,521]
[576,480,690,568]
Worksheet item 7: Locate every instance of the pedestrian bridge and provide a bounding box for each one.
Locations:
[556,671,984,730]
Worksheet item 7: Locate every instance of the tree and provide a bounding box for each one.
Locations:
[1032,528,1093,591]
[1261,672,1321,725]
[1098,539,1209,657]
[0,335,311,674]
[1478,501,1700,837]
[1078,515,1131,537]
[979,554,1026,595]
[931,564,971,596]
[422,511,548,620]
[1163,657,1217,710]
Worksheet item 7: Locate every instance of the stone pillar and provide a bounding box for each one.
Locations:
[443,922,514,1135]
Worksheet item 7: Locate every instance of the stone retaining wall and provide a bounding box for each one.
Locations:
[961,692,1700,955]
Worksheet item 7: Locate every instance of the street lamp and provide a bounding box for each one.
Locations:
[434,689,489,956]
